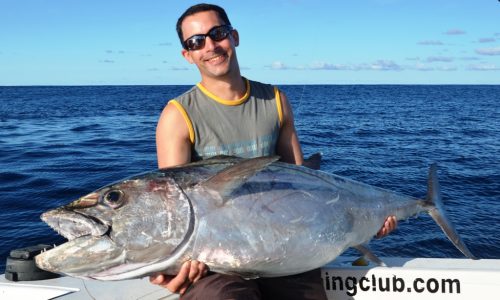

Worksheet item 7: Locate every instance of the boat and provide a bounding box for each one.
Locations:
[2,255,499,300]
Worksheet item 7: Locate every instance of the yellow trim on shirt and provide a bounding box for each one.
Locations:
[274,87,283,128]
[196,79,251,106]
[170,100,195,144]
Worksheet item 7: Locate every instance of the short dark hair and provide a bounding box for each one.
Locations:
[176,3,231,46]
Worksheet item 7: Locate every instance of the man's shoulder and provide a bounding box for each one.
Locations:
[247,78,276,100]
[173,85,201,105]
[176,85,199,98]
[248,78,274,89]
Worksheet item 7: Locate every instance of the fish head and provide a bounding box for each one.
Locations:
[36,175,193,279]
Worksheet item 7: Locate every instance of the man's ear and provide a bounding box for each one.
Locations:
[232,29,239,47]
[181,49,194,64]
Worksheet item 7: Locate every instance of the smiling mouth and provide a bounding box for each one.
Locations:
[41,209,109,240]
[205,53,227,64]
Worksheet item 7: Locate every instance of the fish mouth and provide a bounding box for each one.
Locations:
[41,208,109,241]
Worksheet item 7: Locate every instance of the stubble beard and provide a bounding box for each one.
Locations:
[201,51,239,80]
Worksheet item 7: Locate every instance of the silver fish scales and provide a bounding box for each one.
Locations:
[36,156,476,280]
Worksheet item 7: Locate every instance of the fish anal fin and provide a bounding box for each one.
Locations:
[200,156,280,203]
[353,244,386,267]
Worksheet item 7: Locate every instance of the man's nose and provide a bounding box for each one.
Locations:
[203,36,218,51]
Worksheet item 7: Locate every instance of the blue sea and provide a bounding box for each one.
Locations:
[0,85,499,273]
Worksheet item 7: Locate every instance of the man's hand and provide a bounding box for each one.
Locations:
[376,215,397,238]
[149,260,208,295]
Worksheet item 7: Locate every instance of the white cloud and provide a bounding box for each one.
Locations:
[272,59,459,72]
[418,40,444,45]
[413,63,434,71]
[467,64,500,71]
[105,50,125,54]
[426,56,453,63]
[270,61,288,70]
[411,63,457,71]
[308,60,402,71]
[366,60,402,71]
[170,66,189,71]
[444,29,466,35]
[309,62,352,70]
[437,66,457,71]
[459,56,480,61]
[475,47,500,56]
[478,38,496,43]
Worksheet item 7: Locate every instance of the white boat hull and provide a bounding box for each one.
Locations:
[1,257,498,300]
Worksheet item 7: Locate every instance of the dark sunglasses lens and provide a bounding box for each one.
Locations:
[185,26,232,50]
[186,36,205,51]
[209,26,230,41]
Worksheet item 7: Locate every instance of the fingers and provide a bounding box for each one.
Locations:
[376,215,397,238]
[389,215,397,231]
[149,273,165,285]
[165,261,192,294]
[188,260,209,283]
[150,260,209,295]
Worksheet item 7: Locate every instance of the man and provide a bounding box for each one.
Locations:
[152,3,396,299]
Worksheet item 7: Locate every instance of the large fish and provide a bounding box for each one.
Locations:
[35,156,476,280]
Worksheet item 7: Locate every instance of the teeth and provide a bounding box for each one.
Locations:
[208,55,224,63]
[42,209,109,240]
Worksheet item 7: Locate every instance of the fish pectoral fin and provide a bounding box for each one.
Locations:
[200,156,280,201]
[353,244,386,267]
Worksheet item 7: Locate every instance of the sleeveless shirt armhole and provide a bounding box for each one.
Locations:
[170,100,195,144]
[274,87,284,128]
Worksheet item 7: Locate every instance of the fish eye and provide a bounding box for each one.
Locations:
[103,190,124,208]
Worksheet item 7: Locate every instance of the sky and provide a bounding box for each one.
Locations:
[1,0,499,85]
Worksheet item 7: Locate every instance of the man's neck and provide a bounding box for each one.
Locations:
[199,75,247,101]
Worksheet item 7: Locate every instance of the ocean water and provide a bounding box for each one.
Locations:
[0,85,498,273]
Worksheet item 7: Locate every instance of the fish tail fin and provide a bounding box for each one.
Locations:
[424,164,477,259]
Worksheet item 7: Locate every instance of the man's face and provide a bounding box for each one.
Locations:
[180,10,239,80]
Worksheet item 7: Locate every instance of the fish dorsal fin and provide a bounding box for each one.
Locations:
[200,156,280,201]
[302,152,322,170]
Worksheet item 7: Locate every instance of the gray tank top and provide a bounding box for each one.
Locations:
[170,78,283,161]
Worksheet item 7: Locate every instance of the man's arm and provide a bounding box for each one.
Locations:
[154,102,208,294]
[275,91,304,165]
[156,102,192,168]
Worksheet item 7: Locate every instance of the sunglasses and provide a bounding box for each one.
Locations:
[183,25,234,51]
